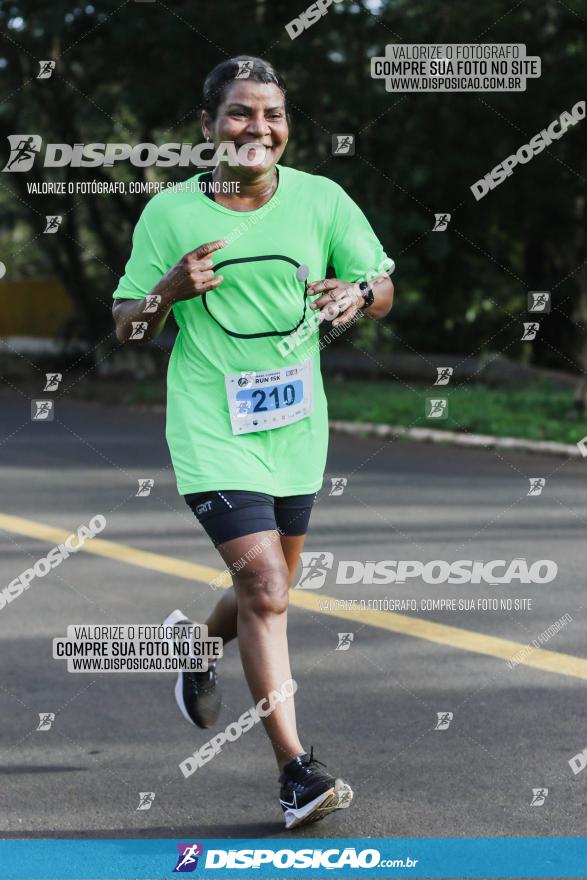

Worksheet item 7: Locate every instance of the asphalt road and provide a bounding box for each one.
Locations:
[1,391,586,847]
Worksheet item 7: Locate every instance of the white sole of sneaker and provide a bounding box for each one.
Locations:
[284,782,353,830]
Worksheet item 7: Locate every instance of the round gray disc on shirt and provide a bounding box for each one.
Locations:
[296,264,309,282]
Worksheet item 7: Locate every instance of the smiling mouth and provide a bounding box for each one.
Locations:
[243,144,272,161]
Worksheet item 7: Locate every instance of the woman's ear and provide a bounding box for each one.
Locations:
[200,110,212,143]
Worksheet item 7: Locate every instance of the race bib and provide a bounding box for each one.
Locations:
[225,361,313,435]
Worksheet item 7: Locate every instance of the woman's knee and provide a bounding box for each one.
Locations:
[235,563,290,617]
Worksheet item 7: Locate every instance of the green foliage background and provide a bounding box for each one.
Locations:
[0,0,585,370]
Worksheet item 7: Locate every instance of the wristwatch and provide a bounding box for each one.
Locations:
[358,281,374,309]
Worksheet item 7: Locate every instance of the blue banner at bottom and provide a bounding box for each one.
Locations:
[0,837,585,879]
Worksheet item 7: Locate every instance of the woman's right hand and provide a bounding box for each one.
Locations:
[157,239,227,306]
[112,239,227,343]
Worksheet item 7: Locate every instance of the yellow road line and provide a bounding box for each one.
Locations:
[1,512,584,681]
[0,513,232,587]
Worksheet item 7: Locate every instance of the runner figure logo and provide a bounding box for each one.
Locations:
[173,843,203,873]
[36,713,55,731]
[44,373,62,391]
[2,134,42,172]
[44,216,62,233]
[432,213,451,231]
[37,60,55,79]
[295,551,334,589]
[434,367,453,386]
[336,633,354,651]
[332,134,355,155]
[235,60,253,78]
[528,291,551,313]
[527,478,546,497]
[143,294,161,313]
[329,477,347,496]
[130,321,148,340]
[530,788,548,806]
[435,712,453,730]
[31,400,54,421]
[521,322,539,341]
[136,479,155,497]
[426,398,448,419]
[136,792,155,810]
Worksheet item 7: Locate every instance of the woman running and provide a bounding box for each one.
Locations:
[112,55,394,829]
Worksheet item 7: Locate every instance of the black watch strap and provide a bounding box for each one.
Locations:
[359,280,374,309]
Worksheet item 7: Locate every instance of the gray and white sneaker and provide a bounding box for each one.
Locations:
[279,747,353,830]
[163,609,221,729]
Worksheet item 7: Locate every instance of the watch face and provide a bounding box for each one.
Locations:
[363,286,374,307]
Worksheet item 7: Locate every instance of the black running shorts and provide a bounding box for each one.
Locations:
[184,490,318,547]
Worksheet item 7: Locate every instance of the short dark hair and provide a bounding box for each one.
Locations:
[202,56,287,119]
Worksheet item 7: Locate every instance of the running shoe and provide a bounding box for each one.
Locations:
[278,747,353,829]
[163,609,221,729]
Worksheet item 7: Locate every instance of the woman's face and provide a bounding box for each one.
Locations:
[203,80,289,174]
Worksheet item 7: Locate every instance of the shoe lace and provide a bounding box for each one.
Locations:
[304,745,327,771]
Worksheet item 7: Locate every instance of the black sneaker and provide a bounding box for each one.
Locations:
[278,747,353,829]
[163,609,221,729]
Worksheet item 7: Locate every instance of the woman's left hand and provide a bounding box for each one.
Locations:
[307,278,363,327]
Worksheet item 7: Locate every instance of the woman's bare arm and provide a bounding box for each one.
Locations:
[112,238,227,343]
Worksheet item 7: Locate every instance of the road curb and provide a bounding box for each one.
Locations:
[329,419,584,458]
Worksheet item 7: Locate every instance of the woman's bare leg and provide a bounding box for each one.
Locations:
[207,530,305,769]
[204,533,305,644]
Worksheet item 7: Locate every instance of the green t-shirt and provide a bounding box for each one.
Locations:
[113,165,388,496]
